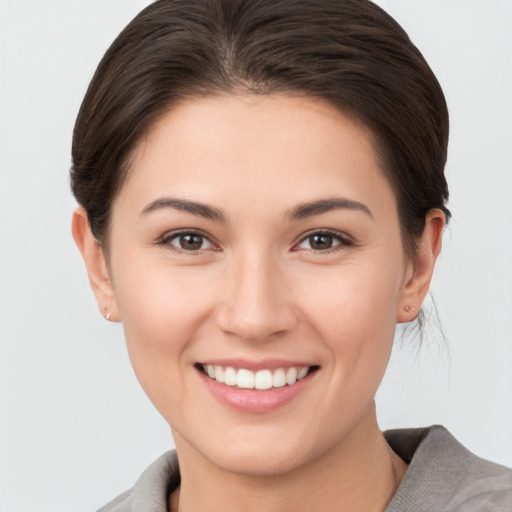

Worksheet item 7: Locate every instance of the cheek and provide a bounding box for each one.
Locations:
[111,259,217,407]
[296,258,403,382]
[298,259,402,336]
[114,251,214,332]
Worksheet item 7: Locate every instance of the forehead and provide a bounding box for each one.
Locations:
[118,94,397,217]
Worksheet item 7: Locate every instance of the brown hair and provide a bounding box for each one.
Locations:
[70,0,450,256]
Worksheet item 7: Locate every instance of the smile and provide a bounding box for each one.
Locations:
[199,364,313,390]
[196,362,320,412]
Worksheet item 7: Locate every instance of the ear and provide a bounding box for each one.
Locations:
[72,206,119,322]
[396,209,445,323]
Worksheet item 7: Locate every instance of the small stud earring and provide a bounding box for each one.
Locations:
[404,305,415,313]
[105,312,111,321]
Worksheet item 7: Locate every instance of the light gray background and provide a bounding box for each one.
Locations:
[1,1,511,511]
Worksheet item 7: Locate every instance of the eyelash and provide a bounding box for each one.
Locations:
[294,229,355,254]
[158,229,354,254]
[159,229,218,253]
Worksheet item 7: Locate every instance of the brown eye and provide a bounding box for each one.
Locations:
[296,231,352,252]
[179,234,204,250]
[308,234,334,250]
[165,232,214,251]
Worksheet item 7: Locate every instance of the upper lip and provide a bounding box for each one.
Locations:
[197,358,317,371]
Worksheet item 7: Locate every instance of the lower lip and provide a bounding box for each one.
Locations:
[198,369,316,413]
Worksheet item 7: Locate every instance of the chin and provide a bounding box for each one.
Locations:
[174,423,315,478]
[209,443,310,478]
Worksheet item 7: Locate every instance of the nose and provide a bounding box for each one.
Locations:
[215,252,298,343]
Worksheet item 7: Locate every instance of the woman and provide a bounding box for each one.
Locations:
[70,0,512,510]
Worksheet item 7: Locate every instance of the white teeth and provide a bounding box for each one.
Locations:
[224,367,237,386]
[202,365,312,389]
[237,369,255,389]
[214,366,225,383]
[254,370,273,390]
[297,367,309,380]
[272,368,287,388]
[285,367,298,385]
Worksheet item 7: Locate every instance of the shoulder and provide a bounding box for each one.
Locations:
[96,450,180,512]
[385,425,512,512]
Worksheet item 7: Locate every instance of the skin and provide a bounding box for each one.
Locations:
[73,94,444,512]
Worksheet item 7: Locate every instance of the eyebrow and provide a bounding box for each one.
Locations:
[289,197,373,220]
[141,196,372,222]
[141,197,225,222]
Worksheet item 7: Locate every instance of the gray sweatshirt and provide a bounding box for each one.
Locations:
[97,426,512,511]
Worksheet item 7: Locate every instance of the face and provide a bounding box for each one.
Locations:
[83,94,432,476]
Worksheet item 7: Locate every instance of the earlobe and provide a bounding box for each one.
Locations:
[71,207,119,322]
[396,209,445,323]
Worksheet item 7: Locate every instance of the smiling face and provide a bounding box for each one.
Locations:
[74,94,441,477]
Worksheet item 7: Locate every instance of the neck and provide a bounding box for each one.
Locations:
[171,405,407,512]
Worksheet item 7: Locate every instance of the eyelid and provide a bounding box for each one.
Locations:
[157,228,354,254]
[159,228,220,252]
[293,229,355,252]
